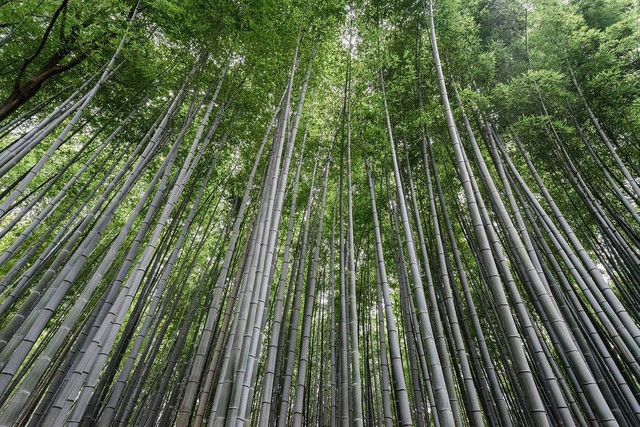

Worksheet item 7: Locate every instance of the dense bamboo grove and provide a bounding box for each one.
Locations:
[0,0,639,425]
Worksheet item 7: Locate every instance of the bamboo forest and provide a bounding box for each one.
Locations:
[1,0,640,425]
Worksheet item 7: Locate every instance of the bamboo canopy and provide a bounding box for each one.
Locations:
[0,0,639,425]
